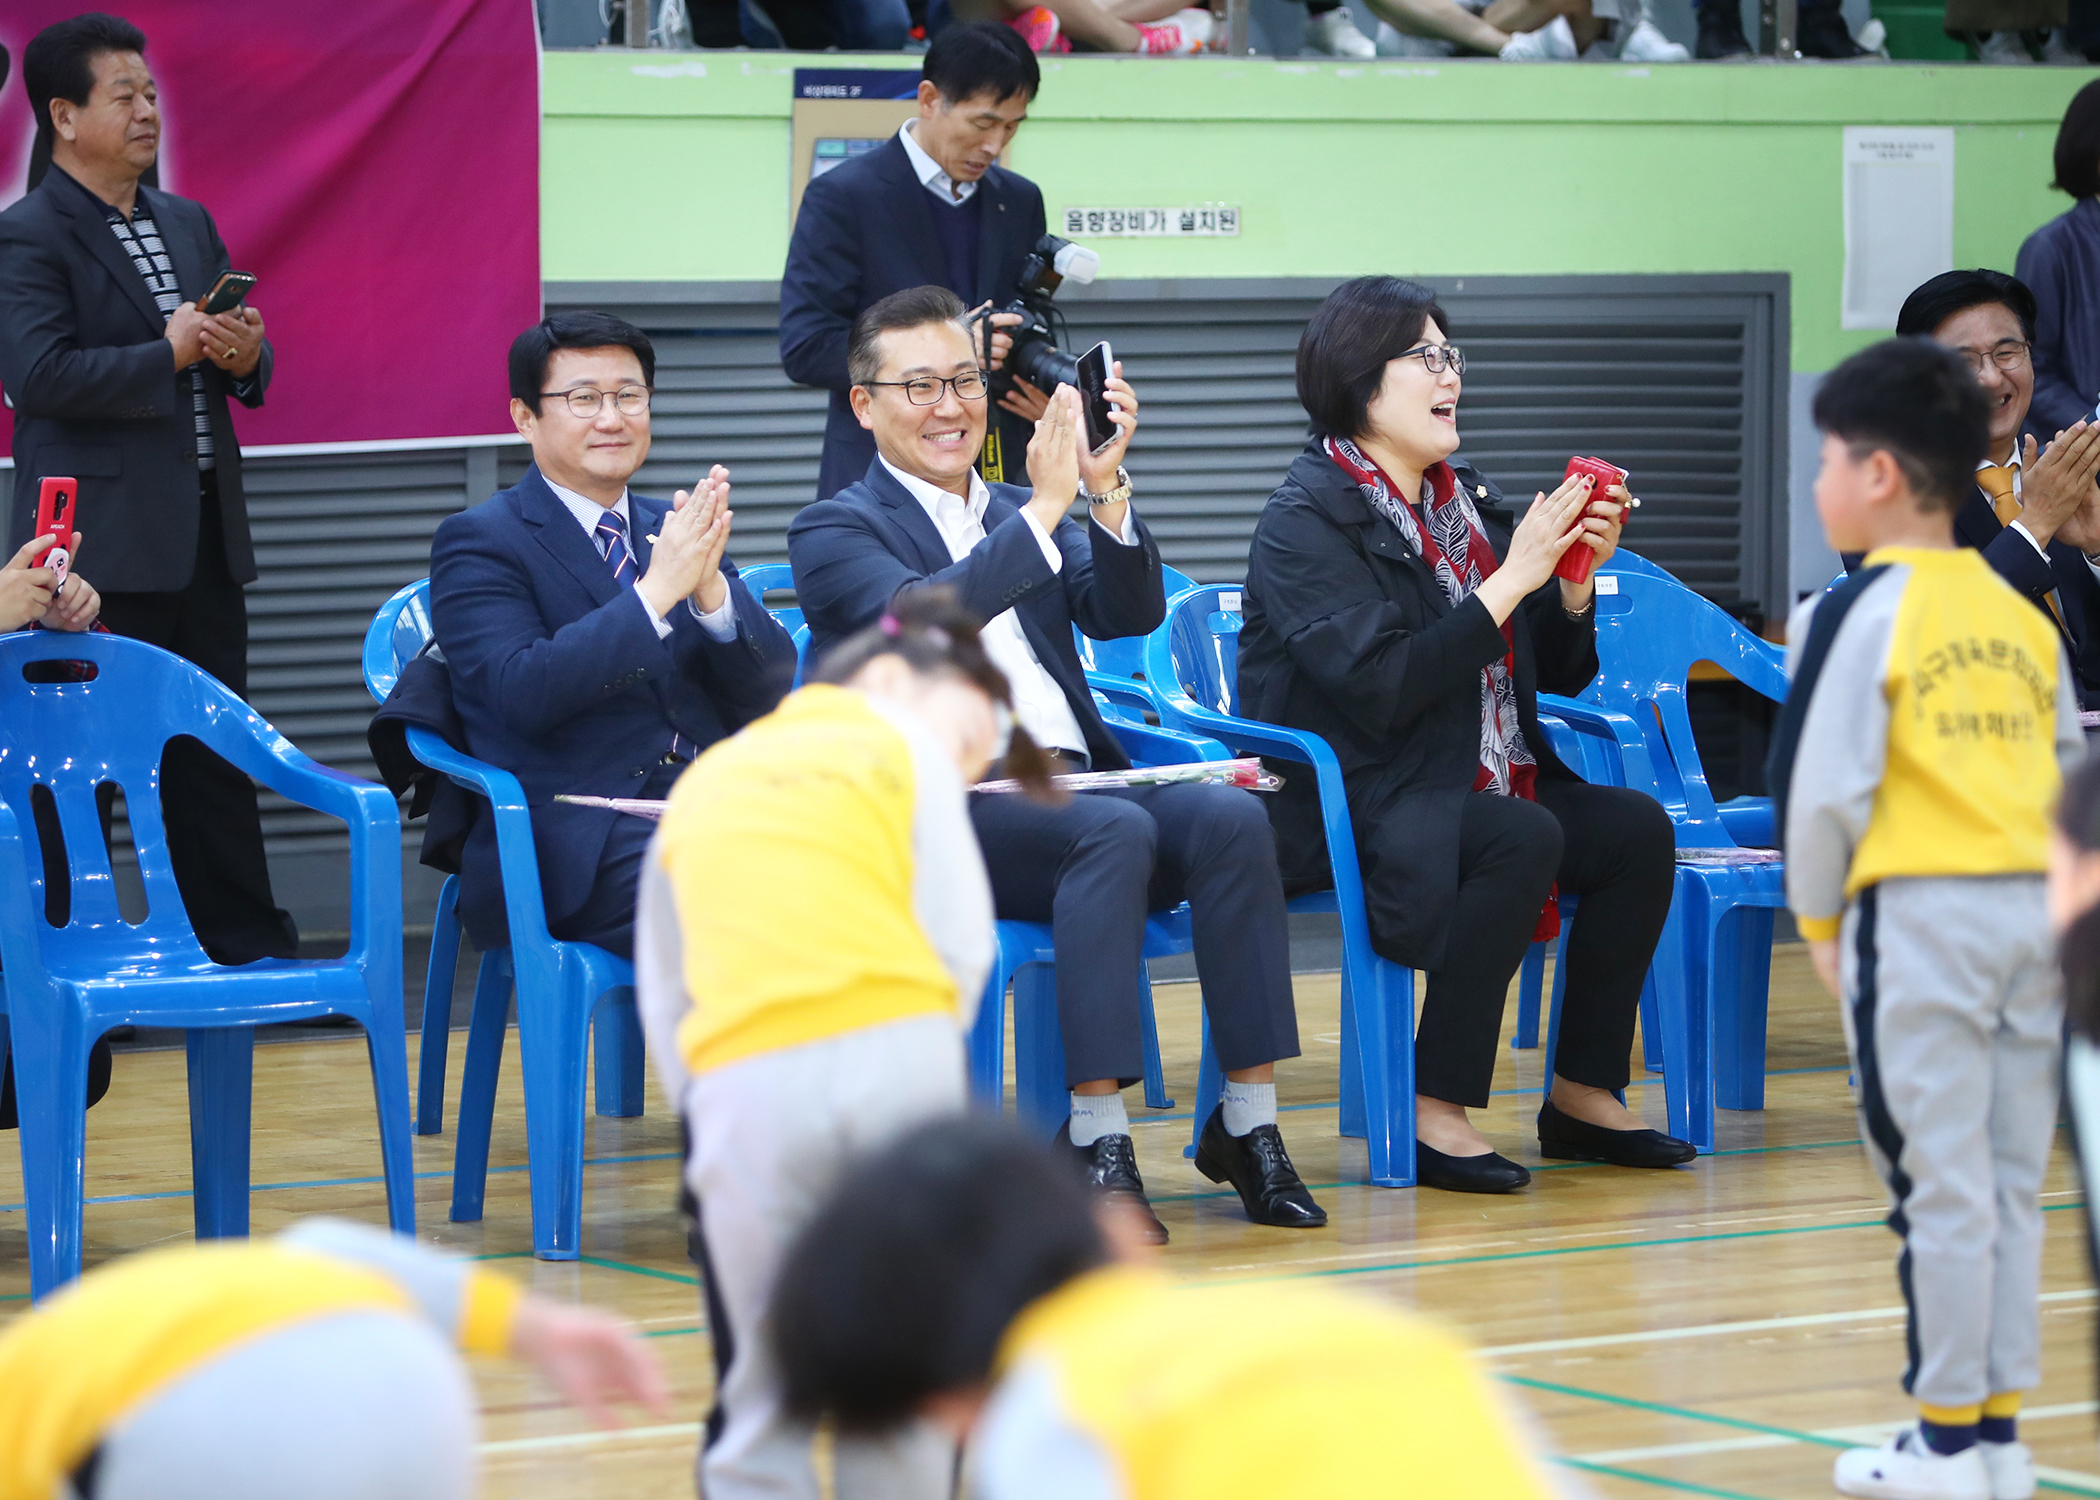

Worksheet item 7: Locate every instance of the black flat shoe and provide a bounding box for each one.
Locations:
[1537,1099,1697,1168]
[1194,1106,1327,1228]
[1054,1119,1169,1244]
[1415,1140,1530,1194]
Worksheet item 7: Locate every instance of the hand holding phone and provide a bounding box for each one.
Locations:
[1075,342,1118,456]
[35,477,76,591]
[200,270,257,316]
[1554,457,1629,585]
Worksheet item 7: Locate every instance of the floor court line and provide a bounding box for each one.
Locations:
[479,1421,701,1456]
[1555,1455,1776,1500]
[1579,1407,2099,1466]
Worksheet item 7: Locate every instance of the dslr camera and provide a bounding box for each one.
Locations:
[968,233,1101,400]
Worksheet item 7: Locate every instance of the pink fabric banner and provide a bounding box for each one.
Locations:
[0,0,540,455]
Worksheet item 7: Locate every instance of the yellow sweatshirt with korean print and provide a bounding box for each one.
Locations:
[1781,546,2084,940]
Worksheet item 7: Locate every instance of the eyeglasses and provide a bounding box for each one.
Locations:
[1397,343,1465,376]
[862,370,990,405]
[541,385,652,418]
[1952,342,2031,375]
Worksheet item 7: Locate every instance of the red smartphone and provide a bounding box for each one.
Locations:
[1554,456,1629,585]
[34,477,76,588]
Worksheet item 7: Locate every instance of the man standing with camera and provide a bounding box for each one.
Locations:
[781,23,1052,502]
[0,13,296,965]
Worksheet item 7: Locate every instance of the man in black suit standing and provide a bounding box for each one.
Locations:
[790,287,1326,1242]
[0,14,295,963]
[780,23,1051,502]
[1893,271,2100,707]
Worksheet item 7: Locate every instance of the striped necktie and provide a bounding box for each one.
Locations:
[595,506,690,763]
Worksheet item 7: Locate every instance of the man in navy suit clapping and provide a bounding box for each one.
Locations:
[430,313,794,958]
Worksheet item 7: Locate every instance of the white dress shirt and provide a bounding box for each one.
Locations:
[898,119,975,206]
[879,457,1140,760]
[544,479,739,642]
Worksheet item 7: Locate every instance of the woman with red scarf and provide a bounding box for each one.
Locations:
[1236,276,1691,1194]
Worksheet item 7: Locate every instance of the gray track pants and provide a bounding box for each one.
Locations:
[1838,875,2061,1409]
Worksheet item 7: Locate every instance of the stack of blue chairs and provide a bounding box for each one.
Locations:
[0,630,415,1298]
[363,581,644,1262]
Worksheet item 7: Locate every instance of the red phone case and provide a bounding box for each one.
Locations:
[1554,456,1628,585]
[34,477,76,586]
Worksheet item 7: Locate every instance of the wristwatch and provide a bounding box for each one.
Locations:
[1082,466,1133,508]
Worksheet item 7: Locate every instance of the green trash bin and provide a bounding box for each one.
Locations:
[1870,0,1972,56]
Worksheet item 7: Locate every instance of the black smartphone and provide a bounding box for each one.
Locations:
[200,270,257,316]
[1075,341,1117,455]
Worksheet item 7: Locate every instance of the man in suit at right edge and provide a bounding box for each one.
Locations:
[780,23,1052,503]
[1892,270,2100,705]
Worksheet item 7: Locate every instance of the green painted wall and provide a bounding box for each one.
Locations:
[542,53,2094,370]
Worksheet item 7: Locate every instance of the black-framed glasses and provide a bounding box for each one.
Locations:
[862,369,991,405]
[1952,341,2031,375]
[542,385,652,418]
[1397,343,1465,376]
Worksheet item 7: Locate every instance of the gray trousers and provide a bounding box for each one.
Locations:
[84,1311,476,1500]
[1838,875,2061,1409]
[685,1015,965,1500]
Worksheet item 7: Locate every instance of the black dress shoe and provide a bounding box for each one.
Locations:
[1695,2,1753,56]
[1194,1106,1327,1228]
[1796,7,1868,55]
[1415,1140,1531,1194]
[1054,1119,1168,1244]
[1537,1099,1697,1167]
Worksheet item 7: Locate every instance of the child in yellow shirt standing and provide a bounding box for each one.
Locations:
[1771,339,2084,1500]
[635,588,1047,1500]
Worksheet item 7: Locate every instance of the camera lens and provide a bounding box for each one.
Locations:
[1010,333,1078,395]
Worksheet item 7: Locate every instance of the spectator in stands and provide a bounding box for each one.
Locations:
[790,287,1326,1242]
[1237,276,1693,1194]
[427,312,794,959]
[1895,270,2100,708]
[2017,82,2100,433]
[960,0,1216,54]
[1691,0,1876,56]
[770,1116,1569,1500]
[1371,0,1689,60]
[0,13,297,967]
[783,26,1053,503]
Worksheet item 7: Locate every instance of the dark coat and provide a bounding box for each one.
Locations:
[428,466,795,947]
[1951,482,2100,709]
[787,457,1164,772]
[367,645,479,879]
[0,166,271,593]
[779,135,1046,502]
[1236,440,1597,971]
[2016,196,2100,440]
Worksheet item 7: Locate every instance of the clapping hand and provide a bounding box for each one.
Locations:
[1474,470,1594,625]
[2025,422,2100,552]
[639,465,733,618]
[1024,385,1082,534]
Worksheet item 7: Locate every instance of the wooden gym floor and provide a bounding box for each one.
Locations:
[0,942,2093,1500]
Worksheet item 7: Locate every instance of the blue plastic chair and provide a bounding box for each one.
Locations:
[1143,585,1417,1187]
[735,562,803,636]
[1075,564,1198,687]
[966,709,1227,1128]
[1574,569,1791,1152]
[0,631,414,1298]
[363,582,644,1261]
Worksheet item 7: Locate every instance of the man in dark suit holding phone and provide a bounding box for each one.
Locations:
[0,14,294,963]
[780,23,1051,502]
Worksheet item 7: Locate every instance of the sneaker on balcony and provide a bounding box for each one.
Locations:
[1306,6,1379,54]
[1007,5,1067,51]
[1135,6,1214,52]
[1619,16,1691,57]
[1499,13,1577,57]
[1972,28,2034,59]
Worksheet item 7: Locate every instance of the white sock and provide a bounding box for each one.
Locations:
[1221,1079,1277,1136]
[1067,1091,1130,1147]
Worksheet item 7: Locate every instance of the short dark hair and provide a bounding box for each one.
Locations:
[24,13,145,131]
[847,285,968,387]
[1295,276,1451,440]
[2053,78,2100,200]
[771,1116,1108,1431]
[1894,269,2037,344]
[1811,338,1990,512]
[507,312,656,409]
[922,21,1039,107]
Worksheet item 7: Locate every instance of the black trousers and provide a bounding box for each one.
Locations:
[970,781,1300,1088]
[548,759,686,961]
[93,476,297,965]
[1400,781,1675,1109]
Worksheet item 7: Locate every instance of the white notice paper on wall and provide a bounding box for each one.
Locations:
[1841,127,1955,331]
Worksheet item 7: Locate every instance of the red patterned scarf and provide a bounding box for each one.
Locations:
[1326,437,1558,941]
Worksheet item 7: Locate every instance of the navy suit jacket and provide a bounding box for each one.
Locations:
[779,135,1046,502]
[787,458,1164,771]
[429,465,795,947]
[1952,485,2100,709]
